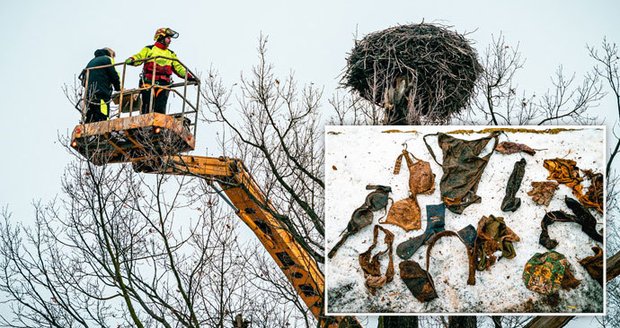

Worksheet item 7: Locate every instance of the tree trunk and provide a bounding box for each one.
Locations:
[524,316,574,328]
[491,316,502,328]
[378,316,418,328]
[608,250,620,281]
[448,316,477,328]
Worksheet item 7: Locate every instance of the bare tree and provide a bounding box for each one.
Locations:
[0,136,293,327]
[584,37,620,328]
[328,91,383,125]
[202,35,325,266]
[458,34,604,127]
[243,246,314,327]
[589,38,620,177]
[471,33,527,125]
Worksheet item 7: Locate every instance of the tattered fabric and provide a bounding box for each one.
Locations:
[399,260,438,302]
[426,227,477,285]
[522,251,581,295]
[578,246,603,286]
[328,185,392,258]
[359,225,395,294]
[543,158,603,214]
[582,169,604,214]
[382,149,435,231]
[501,158,526,212]
[527,181,559,206]
[400,226,477,302]
[495,141,537,156]
[424,132,499,214]
[475,215,520,271]
[539,197,603,250]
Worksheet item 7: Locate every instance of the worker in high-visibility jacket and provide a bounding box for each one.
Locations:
[81,47,121,123]
[125,28,197,115]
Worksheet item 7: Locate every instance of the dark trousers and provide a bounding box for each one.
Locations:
[85,97,109,123]
[141,86,170,114]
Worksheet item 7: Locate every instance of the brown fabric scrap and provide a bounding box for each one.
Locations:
[544,158,583,189]
[527,181,559,206]
[578,246,603,286]
[475,215,520,271]
[359,225,395,294]
[383,150,435,231]
[539,211,570,250]
[392,149,436,195]
[560,265,582,290]
[384,197,421,231]
[423,132,499,214]
[495,141,537,155]
[426,229,477,285]
[399,260,438,302]
[583,170,604,214]
[543,158,603,214]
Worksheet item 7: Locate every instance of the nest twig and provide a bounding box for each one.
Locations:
[343,23,482,124]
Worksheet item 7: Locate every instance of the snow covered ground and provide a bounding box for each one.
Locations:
[324,125,605,315]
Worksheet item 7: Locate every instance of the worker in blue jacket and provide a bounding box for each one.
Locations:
[80,48,121,123]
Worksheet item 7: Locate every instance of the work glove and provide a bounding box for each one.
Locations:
[125,58,136,66]
[187,74,198,83]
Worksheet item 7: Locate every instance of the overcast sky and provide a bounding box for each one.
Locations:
[1,0,618,221]
[0,1,618,326]
[0,0,620,217]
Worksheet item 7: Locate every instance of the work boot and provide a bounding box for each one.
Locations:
[396,203,445,259]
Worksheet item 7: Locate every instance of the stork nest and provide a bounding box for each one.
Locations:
[343,23,482,123]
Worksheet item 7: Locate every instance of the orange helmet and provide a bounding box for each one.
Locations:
[154,28,179,41]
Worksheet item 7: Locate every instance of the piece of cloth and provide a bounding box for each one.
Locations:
[539,197,603,250]
[522,251,581,295]
[543,158,604,214]
[426,227,477,285]
[328,185,392,259]
[396,203,445,259]
[384,197,420,231]
[359,225,395,294]
[501,158,526,212]
[475,215,520,271]
[424,132,499,214]
[126,42,191,114]
[527,181,559,206]
[495,141,537,155]
[543,158,583,189]
[583,169,604,214]
[392,149,436,195]
[399,260,438,302]
[578,246,603,286]
[565,196,604,242]
[81,48,121,122]
[381,150,435,231]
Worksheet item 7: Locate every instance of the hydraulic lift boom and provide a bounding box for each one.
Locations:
[72,58,358,326]
[134,155,327,323]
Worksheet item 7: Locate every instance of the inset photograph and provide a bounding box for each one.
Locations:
[325,126,605,315]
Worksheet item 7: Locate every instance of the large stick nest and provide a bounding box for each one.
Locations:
[343,23,482,122]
